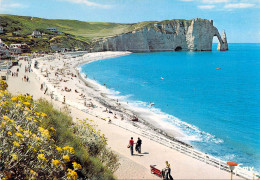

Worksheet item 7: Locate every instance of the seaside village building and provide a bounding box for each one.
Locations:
[9,44,30,55]
[0,26,3,34]
[9,44,22,55]
[12,32,20,36]
[0,39,10,59]
[31,30,42,38]
[46,28,57,32]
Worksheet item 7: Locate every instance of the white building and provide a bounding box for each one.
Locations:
[9,44,22,48]
[31,30,42,38]
[9,44,22,55]
[47,28,57,32]
[9,44,30,54]
[0,26,3,34]
[0,39,10,59]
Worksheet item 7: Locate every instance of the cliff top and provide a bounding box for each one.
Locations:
[126,19,193,32]
[0,14,214,51]
[0,15,212,42]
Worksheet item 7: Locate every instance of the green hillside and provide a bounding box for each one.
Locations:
[0,14,132,42]
[0,14,133,52]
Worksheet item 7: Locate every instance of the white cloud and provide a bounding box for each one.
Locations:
[198,5,216,9]
[0,0,26,12]
[180,0,258,10]
[224,3,255,9]
[7,3,23,8]
[224,3,255,8]
[202,0,230,3]
[62,0,111,9]
[180,0,231,3]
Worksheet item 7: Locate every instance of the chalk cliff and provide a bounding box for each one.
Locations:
[217,30,228,51]
[92,18,228,52]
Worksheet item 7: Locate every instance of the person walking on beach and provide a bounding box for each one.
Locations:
[129,137,134,156]
[44,87,48,94]
[163,161,173,180]
[135,137,142,153]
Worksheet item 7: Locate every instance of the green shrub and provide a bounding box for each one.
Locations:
[0,81,118,179]
[36,99,118,179]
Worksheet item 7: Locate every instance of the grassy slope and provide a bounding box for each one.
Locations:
[0,14,192,41]
[0,14,132,42]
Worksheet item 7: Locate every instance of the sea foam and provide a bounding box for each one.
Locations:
[82,73,224,145]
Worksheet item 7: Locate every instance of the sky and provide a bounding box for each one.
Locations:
[0,0,260,43]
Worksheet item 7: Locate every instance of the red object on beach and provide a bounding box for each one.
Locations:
[150,165,164,178]
[227,162,238,166]
[132,117,138,121]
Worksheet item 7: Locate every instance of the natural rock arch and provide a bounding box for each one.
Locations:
[214,33,223,44]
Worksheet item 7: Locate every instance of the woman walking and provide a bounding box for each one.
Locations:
[164,161,173,180]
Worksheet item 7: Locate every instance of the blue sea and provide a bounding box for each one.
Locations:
[80,43,260,171]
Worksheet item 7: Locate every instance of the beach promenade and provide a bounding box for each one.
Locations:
[6,52,243,179]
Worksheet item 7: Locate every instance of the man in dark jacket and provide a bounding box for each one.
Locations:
[136,137,142,153]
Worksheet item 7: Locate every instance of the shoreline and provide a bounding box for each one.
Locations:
[6,51,251,179]
[74,55,192,148]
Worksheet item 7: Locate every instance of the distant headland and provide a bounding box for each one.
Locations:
[0,15,228,54]
[93,18,228,52]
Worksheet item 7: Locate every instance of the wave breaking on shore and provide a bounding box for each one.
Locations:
[79,66,224,145]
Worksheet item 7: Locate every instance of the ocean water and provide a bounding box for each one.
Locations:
[80,44,260,171]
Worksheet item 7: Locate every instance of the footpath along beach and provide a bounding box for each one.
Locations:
[7,51,244,179]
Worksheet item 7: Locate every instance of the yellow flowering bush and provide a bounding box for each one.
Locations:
[73,119,119,172]
[72,162,82,171]
[62,155,70,162]
[0,80,8,90]
[0,81,119,179]
[67,168,78,180]
[51,159,60,167]
[0,88,83,179]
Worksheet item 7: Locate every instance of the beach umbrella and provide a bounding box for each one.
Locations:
[227,162,238,180]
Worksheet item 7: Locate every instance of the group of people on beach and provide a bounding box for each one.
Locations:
[22,75,30,82]
[11,71,19,77]
[128,137,142,155]
[9,61,32,82]
[128,137,173,180]
[10,68,20,77]
[24,65,32,73]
